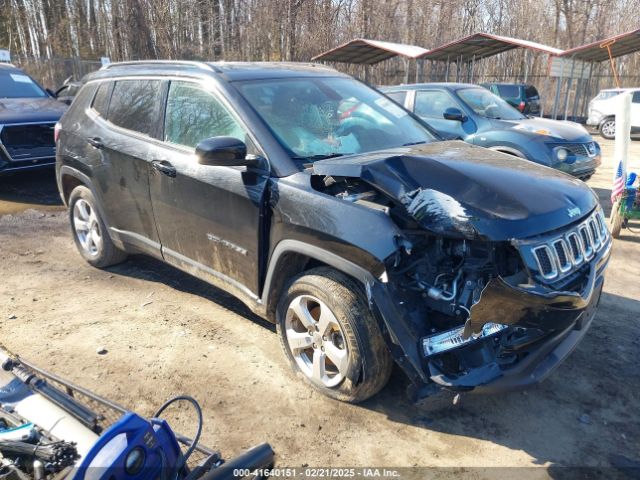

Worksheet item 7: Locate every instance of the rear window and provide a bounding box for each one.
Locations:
[385,91,407,106]
[0,70,47,98]
[633,91,640,104]
[496,85,521,99]
[106,80,163,137]
[91,82,112,116]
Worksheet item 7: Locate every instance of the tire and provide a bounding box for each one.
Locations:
[599,118,616,139]
[610,201,623,238]
[276,267,393,403]
[68,186,127,268]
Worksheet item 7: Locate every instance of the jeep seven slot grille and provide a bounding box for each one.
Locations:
[525,208,609,282]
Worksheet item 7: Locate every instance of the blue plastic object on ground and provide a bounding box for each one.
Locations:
[74,412,183,480]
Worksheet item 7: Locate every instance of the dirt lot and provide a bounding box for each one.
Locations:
[1,139,639,477]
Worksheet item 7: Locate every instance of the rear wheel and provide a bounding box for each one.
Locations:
[69,186,127,267]
[599,118,616,139]
[276,267,393,403]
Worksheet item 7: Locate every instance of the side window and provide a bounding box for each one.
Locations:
[385,91,407,107]
[632,91,640,104]
[91,82,112,116]
[164,81,247,148]
[414,90,460,118]
[106,80,163,137]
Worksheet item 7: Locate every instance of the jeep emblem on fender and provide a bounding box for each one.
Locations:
[567,206,581,218]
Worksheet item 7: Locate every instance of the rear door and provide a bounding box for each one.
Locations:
[91,79,166,254]
[149,79,269,297]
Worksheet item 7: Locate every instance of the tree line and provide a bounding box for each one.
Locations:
[1,0,639,88]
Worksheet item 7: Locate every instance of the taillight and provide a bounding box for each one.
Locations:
[54,122,61,143]
[518,101,525,112]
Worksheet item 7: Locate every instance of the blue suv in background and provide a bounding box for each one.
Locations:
[382,83,600,180]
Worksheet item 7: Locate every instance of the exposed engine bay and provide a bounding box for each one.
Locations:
[312,165,609,393]
[314,173,521,333]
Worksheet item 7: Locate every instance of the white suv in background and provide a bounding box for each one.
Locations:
[587,88,640,139]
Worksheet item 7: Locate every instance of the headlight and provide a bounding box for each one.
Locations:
[556,148,568,161]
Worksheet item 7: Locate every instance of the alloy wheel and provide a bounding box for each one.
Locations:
[73,198,102,256]
[602,120,616,137]
[284,294,349,388]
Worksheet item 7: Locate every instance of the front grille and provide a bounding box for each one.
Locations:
[0,123,56,162]
[521,208,609,282]
[549,142,597,158]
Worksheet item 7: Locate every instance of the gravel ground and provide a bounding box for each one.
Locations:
[0,138,639,477]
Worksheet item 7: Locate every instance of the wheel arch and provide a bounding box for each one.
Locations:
[599,115,615,128]
[58,166,117,244]
[487,145,526,158]
[261,240,376,322]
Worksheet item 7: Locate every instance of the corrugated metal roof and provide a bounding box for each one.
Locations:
[561,28,640,62]
[420,32,563,62]
[312,38,429,64]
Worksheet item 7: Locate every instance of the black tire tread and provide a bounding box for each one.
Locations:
[276,267,393,403]
[68,186,127,268]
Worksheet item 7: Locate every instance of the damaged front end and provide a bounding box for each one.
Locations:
[312,147,611,398]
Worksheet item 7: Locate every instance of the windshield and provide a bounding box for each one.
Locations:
[236,77,436,160]
[595,90,621,100]
[457,87,525,120]
[0,70,47,98]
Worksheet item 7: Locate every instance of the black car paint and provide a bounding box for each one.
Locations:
[56,62,610,398]
[312,141,598,241]
[0,65,67,174]
[382,83,601,179]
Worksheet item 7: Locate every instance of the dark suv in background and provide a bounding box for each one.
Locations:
[0,63,67,174]
[482,82,541,115]
[56,61,610,403]
[383,83,600,180]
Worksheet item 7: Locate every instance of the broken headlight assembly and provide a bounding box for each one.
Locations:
[385,234,523,356]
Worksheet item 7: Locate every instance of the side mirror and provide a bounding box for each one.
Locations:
[196,137,257,167]
[443,107,466,122]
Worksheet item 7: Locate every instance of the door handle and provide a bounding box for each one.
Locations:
[87,136,104,149]
[151,160,177,178]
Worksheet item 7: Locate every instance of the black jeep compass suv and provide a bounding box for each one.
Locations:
[56,61,610,403]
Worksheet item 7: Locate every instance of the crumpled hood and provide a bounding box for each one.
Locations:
[492,116,592,142]
[312,141,598,241]
[0,97,67,124]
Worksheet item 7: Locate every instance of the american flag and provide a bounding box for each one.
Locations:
[611,160,625,204]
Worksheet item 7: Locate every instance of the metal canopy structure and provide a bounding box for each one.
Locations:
[311,38,428,65]
[420,32,563,62]
[561,28,640,62]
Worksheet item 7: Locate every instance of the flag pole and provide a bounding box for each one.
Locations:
[614,92,632,187]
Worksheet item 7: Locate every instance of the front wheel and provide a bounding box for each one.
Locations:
[276,267,393,403]
[599,118,616,139]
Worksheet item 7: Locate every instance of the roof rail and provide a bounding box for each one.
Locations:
[100,60,215,71]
